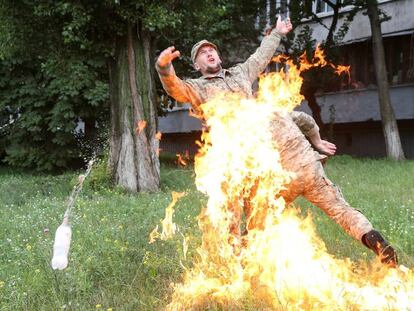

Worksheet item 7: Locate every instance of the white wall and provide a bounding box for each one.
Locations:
[296,0,414,44]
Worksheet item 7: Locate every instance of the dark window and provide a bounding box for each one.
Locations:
[333,34,414,92]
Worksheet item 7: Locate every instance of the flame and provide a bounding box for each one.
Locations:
[334,64,350,76]
[149,191,186,244]
[176,154,187,166]
[176,151,190,167]
[275,45,350,82]
[156,131,162,140]
[334,64,351,84]
[149,225,159,244]
[310,44,328,67]
[182,234,190,260]
[136,120,147,134]
[165,48,414,310]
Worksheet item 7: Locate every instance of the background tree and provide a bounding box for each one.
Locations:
[0,1,110,171]
[288,0,405,159]
[365,0,405,160]
[102,0,265,191]
[0,0,263,190]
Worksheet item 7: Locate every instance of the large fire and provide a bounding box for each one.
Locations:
[158,48,413,310]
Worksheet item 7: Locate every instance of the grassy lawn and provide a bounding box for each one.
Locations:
[0,156,413,310]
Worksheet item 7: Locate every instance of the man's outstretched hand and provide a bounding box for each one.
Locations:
[275,15,293,36]
[313,139,337,156]
[157,46,181,68]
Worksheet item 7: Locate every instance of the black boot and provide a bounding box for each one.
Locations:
[362,230,398,267]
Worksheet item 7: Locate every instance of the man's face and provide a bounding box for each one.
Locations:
[194,45,222,75]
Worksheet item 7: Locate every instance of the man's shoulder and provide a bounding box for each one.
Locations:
[183,77,207,92]
[227,64,249,79]
[184,77,204,86]
[184,76,202,82]
[228,64,244,74]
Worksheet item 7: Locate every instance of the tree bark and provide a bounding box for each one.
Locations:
[108,23,160,192]
[324,0,340,49]
[366,0,405,160]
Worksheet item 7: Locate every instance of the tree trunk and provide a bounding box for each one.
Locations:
[108,23,160,192]
[366,0,405,160]
[324,0,340,49]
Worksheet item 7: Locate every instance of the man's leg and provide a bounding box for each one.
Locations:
[302,161,398,267]
[361,230,398,267]
[244,173,305,232]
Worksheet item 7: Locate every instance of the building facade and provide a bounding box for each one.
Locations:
[296,0,414,158]
[158,0,414,158]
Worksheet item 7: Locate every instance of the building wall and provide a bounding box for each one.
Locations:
[158,104,202,134]
[332,120,414,158]
[297,83,414,158]
[297,83,414,124]
[160,132,201,156]
[158,1,414,159]
[160,119,414,159]
[160,121,414,159]
[297,0,414,44]
[159,83,414,159]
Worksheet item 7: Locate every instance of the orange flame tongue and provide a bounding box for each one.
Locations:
[135,120,146,134]
[176,151,190,167]
[166,49,414,310]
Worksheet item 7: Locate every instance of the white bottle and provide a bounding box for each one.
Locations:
[51,220,72,270]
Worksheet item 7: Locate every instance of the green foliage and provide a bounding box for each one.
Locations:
[84,152,113,192]
[0,1,110,170]
[0,2,16,60]
[290,25,317,57]
[0,54,109,170]
[0,0,265,171]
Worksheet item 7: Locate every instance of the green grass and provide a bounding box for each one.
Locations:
[0,156,413,310]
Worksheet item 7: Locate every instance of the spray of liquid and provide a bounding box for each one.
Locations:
[51,159,95,270]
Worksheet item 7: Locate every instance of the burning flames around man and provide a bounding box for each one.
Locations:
[155,48,413,310]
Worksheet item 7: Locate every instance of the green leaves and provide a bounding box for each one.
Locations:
[0,0,115,170]
[0,0,268,170]
[0,47,108,170]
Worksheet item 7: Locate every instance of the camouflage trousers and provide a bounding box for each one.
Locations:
[233,161,373,242]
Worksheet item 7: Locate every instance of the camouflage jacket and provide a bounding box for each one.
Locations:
[156,28,325,168]
[156,29,284,114]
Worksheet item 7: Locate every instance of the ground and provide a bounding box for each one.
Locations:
[0,155,413,310]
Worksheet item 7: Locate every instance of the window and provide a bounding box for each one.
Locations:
[313,0,337,15]
[311,0,389,17]
[326,0,337,12]
[297,0,344,20]
[328,34,414,92]
[315,0,325,14]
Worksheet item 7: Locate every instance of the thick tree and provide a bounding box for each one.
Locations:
[106,1,254,191]
[365,0,405,160]
[0,0,255,190]
[289,0,405,159]
[108,21,159,192]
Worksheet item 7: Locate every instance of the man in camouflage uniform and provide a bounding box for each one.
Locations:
[156,16,398,267]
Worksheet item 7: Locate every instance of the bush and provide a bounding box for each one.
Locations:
[83,152,113,192]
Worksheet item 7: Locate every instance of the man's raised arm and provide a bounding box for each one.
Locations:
[156,46,202,107]
[240,16,292,83]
